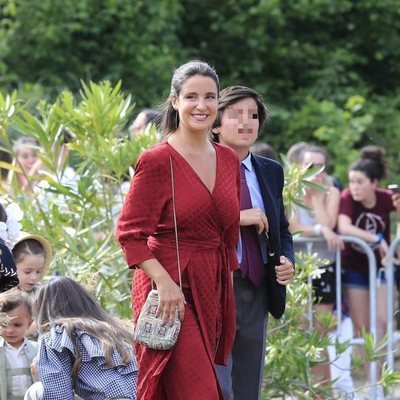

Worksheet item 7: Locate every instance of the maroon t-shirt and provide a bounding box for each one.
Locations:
[339,188,395,274]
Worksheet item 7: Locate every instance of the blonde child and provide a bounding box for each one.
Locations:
[12,137,40,191]
[24,276,137,400]
[0,290,38,400]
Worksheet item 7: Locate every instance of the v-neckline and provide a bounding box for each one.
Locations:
[166,142,218,195]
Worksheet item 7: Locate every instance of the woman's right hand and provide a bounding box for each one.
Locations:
[321,226,344,252]
[154,275,186,325]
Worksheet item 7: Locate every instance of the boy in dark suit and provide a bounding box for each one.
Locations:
[213,86,294,400]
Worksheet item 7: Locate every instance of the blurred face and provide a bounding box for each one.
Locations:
[1,304,32,348]
[302,151,326,185]
[17,147,37,174]
[348,170,377,204]
[213,97,259,158]
[129,112,148,136]
[16,254,45,292]
[172,75,218,134]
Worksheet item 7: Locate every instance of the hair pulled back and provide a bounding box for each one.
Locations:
[160,60,220,137]
[350,145,388,181]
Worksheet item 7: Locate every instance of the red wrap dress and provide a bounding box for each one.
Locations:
[116,141,240,400]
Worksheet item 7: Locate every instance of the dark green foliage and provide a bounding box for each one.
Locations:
[0,0,184,107]
[2,1,400,178]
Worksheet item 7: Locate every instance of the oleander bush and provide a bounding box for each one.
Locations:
[0,81,157,317]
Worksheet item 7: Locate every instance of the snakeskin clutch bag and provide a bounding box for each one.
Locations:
[134,289,181,350]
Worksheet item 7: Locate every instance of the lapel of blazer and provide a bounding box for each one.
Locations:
[0,338,7,400]
[251,154,278,233]
[251,154,280,267]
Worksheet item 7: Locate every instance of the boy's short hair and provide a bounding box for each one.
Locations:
[0,289,33,320]
[212,85,270,142]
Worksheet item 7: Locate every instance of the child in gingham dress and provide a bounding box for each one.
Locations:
[24,276,137,400]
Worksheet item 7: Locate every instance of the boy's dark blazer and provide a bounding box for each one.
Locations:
[251,153,294,319]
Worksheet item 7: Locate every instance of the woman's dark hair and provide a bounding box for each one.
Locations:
[350,145,388,181]
[12,239,44,264]
[34,276,135,377]
[212,85,269,142]
[159,60,220,137]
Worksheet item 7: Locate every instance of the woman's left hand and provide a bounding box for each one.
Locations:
[155,275,186,324]
[321,226,344,252]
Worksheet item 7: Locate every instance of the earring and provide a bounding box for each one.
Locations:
[175,109,179,128]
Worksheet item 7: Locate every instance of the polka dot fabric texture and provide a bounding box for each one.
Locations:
[116,141,240,399]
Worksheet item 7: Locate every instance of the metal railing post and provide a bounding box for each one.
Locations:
[386,237,400,371]
[294,235,379,395]
[340,236,378,397]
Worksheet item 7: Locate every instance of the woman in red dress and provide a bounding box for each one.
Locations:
[116,60,240,399]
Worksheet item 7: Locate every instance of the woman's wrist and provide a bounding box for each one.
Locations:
[313,224,323,236]
[375,233,384,244]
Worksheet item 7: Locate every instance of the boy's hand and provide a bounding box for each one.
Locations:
[275,256,294,285]
[240,208,269,234]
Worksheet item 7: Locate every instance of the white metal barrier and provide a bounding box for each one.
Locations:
[294,235,381,396]
[385,236,400,371]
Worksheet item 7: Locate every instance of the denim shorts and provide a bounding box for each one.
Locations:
[342,267,388,290]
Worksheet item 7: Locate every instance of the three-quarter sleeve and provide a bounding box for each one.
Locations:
[116,150,170,268]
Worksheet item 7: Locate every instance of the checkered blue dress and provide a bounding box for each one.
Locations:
[37,324,138,400]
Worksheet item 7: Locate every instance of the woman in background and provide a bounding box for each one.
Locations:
[338,145,400,389]
[289,145,343,388]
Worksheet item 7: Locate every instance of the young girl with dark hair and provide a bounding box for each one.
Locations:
[24,276,138,400]
[338,145,400,387]
[12,233,52,294]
